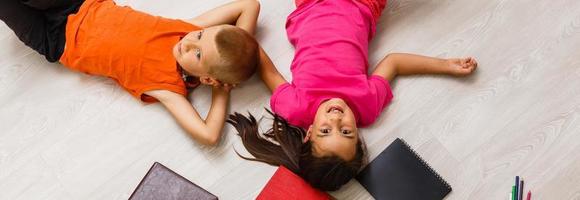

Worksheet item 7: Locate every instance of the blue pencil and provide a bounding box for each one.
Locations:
[515,176,519,200]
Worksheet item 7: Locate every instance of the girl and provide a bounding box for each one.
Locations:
[228,0,478,191]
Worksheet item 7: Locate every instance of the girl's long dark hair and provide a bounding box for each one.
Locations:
[227,109,367,191]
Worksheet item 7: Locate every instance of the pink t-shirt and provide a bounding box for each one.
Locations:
[270,0,393,129]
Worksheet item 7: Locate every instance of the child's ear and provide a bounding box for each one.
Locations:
[199,76,220,86]
[303,125,313,143]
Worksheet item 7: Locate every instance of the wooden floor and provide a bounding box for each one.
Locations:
[1,0,580,199]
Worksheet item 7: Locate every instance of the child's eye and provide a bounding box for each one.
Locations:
[320,129,330,134]
[341,130,351,135]
[197,32,202,40]
[195,49,201,59]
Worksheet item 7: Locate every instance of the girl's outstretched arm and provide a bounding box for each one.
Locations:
[371,53,478,82]
[185,0,260,34]
[258,46,287,92]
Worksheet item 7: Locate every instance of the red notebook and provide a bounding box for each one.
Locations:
[257,166,330,200]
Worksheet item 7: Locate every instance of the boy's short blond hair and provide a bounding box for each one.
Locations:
[209,25,259,84]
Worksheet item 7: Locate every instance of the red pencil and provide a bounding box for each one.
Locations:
[526,191,531,200]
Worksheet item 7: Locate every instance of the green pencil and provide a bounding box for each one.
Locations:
[512,186,516,200]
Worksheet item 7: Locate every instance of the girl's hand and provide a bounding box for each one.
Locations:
[446,57,478,76]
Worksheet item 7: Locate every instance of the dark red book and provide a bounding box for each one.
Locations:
[129,162,218,200]
[256,166,330,200]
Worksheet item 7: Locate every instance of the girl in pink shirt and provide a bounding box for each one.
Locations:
[229,0,477,191]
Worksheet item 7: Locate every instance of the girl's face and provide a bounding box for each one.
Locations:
[307,98,359,161]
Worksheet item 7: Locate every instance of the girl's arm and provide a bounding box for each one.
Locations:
[185,0,260,34]
[258,46,287,92]
[144,87,231,146]
[371,53,478,82]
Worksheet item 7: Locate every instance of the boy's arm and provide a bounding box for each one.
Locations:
[145,88,230,146]
[185,0,260,34]
[258,46,287,92]
[371,53,478,82]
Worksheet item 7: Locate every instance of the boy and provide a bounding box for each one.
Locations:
[0,0,261,145]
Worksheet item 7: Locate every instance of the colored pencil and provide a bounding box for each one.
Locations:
[526,191,531,200]
[515,176,519,200]
[519,179,524,200]
[512,186,516,200]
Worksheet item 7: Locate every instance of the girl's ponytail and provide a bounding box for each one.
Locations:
[227,110,305,172]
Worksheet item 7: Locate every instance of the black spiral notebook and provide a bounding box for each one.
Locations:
[356,138,452,200]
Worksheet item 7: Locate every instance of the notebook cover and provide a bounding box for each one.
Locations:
[256,166,330,200]
[356,138,452,200]
[129,162,218,200]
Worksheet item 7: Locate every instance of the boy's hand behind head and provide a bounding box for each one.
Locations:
[220,83,237,92]
[211,82,235,94]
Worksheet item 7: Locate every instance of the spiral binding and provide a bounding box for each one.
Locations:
[398,138,452,191]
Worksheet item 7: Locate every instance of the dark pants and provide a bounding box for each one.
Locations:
[0,0,83,62]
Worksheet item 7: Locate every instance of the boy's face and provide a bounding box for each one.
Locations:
[307,98,359,161]
[173,27,221,78]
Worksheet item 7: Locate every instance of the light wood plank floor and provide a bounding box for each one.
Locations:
[1,0,580,199]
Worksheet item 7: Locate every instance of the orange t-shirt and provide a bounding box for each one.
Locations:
[60,0,199,103]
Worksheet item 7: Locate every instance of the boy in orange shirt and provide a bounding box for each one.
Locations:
[0,0,261,145]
